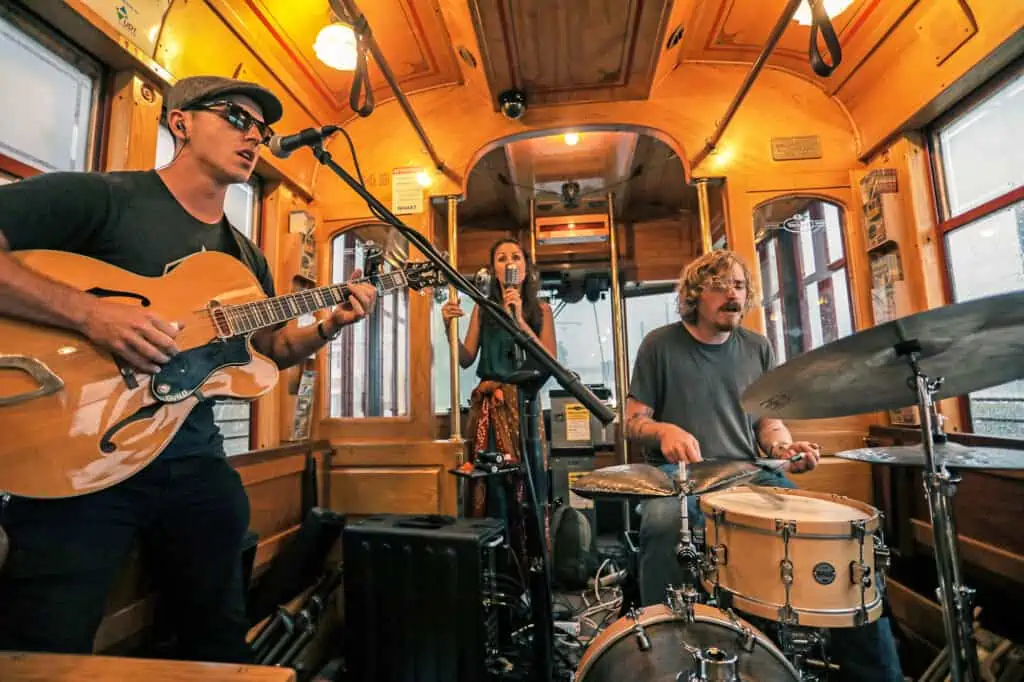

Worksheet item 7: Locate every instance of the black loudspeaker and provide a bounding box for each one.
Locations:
[342,514,507,682]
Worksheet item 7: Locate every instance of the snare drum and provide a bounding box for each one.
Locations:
[700,487,885,628]
[575,603,800,681]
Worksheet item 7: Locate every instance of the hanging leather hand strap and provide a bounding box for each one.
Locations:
[349,18,375,117]
[808,0,843,77]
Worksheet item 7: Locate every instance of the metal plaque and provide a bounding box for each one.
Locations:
[771,136,822,161]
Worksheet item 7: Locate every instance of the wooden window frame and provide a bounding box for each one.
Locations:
[756,198,854,361]
[928,58,1024,437]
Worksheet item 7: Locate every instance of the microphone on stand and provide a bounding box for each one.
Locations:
[268,126,340,159]
[504,263,520,319]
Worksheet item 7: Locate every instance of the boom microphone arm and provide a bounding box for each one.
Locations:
[308,143,616,427]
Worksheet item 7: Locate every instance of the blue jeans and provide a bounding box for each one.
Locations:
[638,463,903,681]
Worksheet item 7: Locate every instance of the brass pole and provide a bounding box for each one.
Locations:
[529,197,538,261]
[696,179,713,254]
[606,192,629,466]
[446,195,461,443]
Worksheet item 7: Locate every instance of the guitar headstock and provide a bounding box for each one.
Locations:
[403,261,447,292]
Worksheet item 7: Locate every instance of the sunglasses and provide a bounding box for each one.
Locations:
[185,100,274,144]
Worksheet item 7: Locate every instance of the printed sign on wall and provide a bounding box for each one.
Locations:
[80,0,171,57]
[391,167,425,215]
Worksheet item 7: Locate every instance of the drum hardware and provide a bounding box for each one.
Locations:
[627,607,652,651]
[688,646,739,682]
[775,625,832,682]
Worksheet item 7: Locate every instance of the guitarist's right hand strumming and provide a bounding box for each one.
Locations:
[0,232,180,375]
[79,299,182,374]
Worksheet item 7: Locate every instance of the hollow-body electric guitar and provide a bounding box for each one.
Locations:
[0,249,442,499]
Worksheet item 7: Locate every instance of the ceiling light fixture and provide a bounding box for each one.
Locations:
[564,132,580,146]
[314,21,358,71]
[416,170,432,188]
[793,0,853,25]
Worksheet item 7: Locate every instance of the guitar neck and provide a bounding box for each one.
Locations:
[222,270,408,335]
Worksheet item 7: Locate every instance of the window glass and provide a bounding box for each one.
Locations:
[329,226,410,418]
[432,296,481,413]
[935,70,1024,218]
[625,289,677,374]
[755,197,855,363]
[0,12,96,172]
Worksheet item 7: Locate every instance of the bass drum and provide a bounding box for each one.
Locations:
[575,604,800,682]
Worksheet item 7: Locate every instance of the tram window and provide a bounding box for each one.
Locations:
[932,66,1024,438]
[543,294,614,409]
[154,122,263,454]
[755,197,854,364]
[432,296,480,413]
[0,8,99,175]
[328,227,410,418]
[625,287,678,374]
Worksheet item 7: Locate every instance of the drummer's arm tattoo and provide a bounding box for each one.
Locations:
[625,399,663,448]
[756,418,793,457]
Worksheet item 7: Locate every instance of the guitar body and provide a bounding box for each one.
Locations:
[0,250,280,499]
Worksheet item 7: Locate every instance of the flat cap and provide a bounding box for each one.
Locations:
[166,75,283,125]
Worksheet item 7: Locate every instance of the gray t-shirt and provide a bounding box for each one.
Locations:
[628,322,775,465]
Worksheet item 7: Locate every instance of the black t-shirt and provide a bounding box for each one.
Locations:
[0,169,276,459]
[628,322,774,465]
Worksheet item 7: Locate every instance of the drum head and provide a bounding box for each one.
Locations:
[576,604,799,682]
[700,486,878,534]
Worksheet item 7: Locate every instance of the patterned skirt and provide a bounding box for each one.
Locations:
[463,380,550,574]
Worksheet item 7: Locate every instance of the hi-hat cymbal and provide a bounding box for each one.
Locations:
[569,460,763,502]
[570,464,675,501]
[836,442,1024,470]
[742,290,1024,420]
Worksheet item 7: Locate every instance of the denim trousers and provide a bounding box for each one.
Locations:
[638,463,904,682]
[0,455,253,663]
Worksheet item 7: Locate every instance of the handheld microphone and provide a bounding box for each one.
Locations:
[268,125,340,159]
[504,263,520,318]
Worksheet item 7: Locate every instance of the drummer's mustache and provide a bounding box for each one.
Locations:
[720,302,742,313]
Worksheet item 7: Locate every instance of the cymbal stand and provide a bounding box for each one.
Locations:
[668,462,700,624]
[905,350,980,682]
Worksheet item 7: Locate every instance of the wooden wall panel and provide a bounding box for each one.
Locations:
[327,441,461,517]
[789,457,874,506]
[837,0,1024,158]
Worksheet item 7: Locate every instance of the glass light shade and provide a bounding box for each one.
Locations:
[793,0,854,26]
[314,22,358,71]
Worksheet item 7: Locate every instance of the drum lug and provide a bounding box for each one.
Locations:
[668,585,700,624]
[710,544,728,567]
[777,605,799,626]
[849,560,872,588]
[628,607,652,652]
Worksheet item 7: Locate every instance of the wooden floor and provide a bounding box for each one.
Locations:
[0,652,296,682]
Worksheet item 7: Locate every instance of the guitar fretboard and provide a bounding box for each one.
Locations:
[222,270,408,335]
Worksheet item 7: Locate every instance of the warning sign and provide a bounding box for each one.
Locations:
[564,403,591,441]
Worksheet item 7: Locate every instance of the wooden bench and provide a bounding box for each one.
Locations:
[0,652,296,682]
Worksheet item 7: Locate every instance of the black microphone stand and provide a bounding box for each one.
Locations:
[308,143,615,682]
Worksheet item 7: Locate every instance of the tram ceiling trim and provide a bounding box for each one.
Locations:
[689,0,805,171]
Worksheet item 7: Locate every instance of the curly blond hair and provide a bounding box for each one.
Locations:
[676,249,759,323]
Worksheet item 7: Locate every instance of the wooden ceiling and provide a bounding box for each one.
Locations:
[467,0,676,107]
[453,131,692,228]
[240,0,463,113]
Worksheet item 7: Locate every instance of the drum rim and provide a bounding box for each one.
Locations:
[701,578,884,622]
[574,602,800,679]
[698,486,881,535]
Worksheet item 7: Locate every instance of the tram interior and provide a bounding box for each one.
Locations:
[0,0,1023,680]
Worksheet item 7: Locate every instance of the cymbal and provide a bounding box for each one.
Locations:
[741,290,1024,419]
[835,442,1024,470]
[570,464,675,501]
[569,461,763,501]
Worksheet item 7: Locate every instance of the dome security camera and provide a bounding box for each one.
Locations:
[498,89,527,120]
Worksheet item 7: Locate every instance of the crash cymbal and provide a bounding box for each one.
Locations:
[570,464,676,501]
[742,290,1024,419]
[835,441,1024,469]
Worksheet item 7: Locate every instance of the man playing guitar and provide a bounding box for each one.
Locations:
[0,76,377,662]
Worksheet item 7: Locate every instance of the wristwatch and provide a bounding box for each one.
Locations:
[316,319,341,341]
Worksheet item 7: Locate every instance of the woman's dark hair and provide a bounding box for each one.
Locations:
[485,237,544,334]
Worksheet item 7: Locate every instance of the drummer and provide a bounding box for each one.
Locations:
[624,249,903,682]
